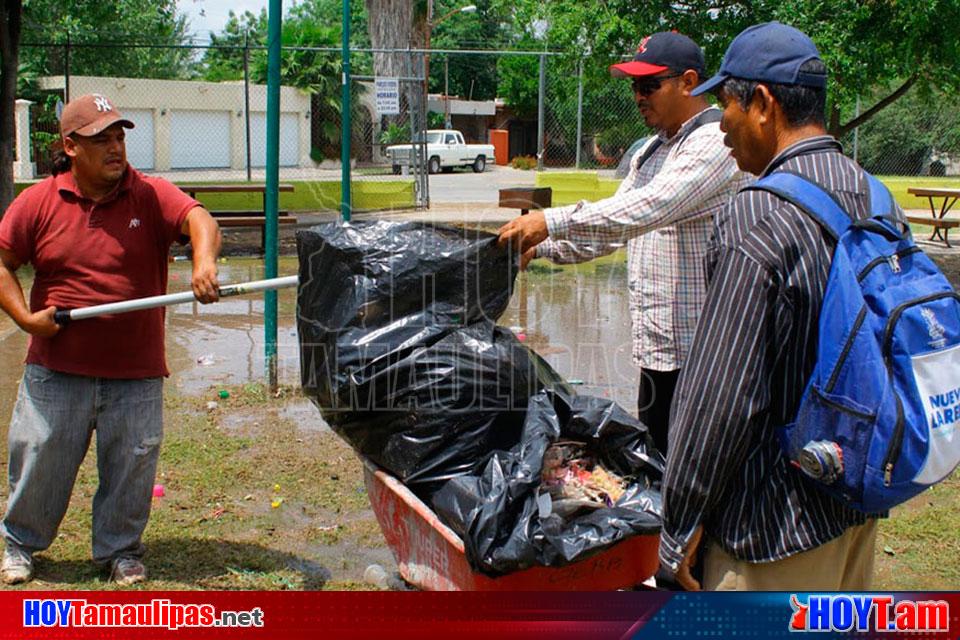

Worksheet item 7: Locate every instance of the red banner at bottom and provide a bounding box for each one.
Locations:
[2,591,960,639]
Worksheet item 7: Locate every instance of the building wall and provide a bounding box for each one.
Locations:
[38,76,311,171]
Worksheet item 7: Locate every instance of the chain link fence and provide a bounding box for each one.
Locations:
[14,42,960,213]
[837,85,960,177]
[541,54,649,172]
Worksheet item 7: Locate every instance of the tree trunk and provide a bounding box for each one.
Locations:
[0,0,22,217]
[364,0,429,139]
[364,0,427,77]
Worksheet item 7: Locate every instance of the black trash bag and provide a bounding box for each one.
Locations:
[297,221,568,495]
[297,220,663,575]
[432,390,663,575]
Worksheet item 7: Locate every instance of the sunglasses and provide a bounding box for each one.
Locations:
[631,73,683,97]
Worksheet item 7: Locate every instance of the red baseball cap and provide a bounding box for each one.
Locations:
[609,31,706,78]
[60,93,134,138]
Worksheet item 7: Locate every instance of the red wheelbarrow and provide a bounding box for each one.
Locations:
[362,457,660,591]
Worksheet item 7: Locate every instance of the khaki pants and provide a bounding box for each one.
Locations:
[703,520,878,591]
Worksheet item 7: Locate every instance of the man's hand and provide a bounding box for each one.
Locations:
[676,526,704,591]
[191,260,220,304]
[497,211,549,253]
[181,207,222,304]
[20,306,60,338]
[520,247,536,271]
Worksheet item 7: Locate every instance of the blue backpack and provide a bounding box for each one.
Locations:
[749,171,960,513]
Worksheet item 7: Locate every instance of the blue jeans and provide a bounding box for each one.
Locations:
[2,364,163,564]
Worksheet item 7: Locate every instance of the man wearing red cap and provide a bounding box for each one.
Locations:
[498,32,747,457]
[0,93,221,585]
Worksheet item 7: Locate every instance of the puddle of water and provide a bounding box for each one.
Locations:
[0,255,638,419]
[0,252,634,589]
[166,257,301,395]
[500,269,637,411]
[220,412,262,433]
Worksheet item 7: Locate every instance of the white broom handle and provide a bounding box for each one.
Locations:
[54,275,300,324]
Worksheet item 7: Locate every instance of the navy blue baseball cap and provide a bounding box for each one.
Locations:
[692,22,827,96]
[610,31,705,78]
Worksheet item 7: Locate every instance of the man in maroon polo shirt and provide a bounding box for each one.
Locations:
[0,93,221,585]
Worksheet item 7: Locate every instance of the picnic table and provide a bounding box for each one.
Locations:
[906,187,960,248]
[177,183,296,253]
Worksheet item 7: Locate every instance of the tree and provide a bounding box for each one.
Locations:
[19,0,194,80]
[427,0,507,100]
[0,1,23,215]
[1,1,195,212]
[492,0,960,138]
[199,2,369,161]
[198,9,268,82]
[855,86,960,176]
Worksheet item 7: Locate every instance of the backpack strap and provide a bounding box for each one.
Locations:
[748,170,907,243]
[866,173,894,217]
[634,108,723,173]
[746,171,853,241]
[863,173,909,239]
[633,138,662,173]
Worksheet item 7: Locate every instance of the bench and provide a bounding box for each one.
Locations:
[176,183,296,254]
[214,214,297,253]
[906,215,960,248]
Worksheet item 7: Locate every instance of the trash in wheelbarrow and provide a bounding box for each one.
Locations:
[296,221,663,576]
[433,390,662,576]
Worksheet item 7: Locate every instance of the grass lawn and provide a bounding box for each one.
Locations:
[875,470,960,589]
[15,173,960,214]
[0,383,382,590]
[175,180,416,213]
[878,176,960,211]
[6,373,953,591]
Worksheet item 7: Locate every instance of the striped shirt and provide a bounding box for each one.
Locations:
[660,136,889,574]
[536,108,748,371]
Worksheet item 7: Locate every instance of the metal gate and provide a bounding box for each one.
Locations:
[352,52,429,208]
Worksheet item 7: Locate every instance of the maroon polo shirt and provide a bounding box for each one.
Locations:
[0,167,200,378]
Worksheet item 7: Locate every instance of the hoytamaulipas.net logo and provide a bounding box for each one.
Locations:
[789,594,949,633]
[23,598,264,630]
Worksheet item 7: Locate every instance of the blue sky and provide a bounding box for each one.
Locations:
[176,0,269,40]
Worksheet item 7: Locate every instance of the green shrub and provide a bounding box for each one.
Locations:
[379,122,410,145]
[511,155,537,170]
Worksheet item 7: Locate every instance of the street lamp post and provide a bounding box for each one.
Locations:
[424,3,477,108]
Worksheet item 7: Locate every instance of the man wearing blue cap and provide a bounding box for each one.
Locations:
[498,32,746,457]
[660,22,887,590]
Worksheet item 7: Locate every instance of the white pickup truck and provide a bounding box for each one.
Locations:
[386,129,495,174]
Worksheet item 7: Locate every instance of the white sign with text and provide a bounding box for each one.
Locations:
[375,77,400,116]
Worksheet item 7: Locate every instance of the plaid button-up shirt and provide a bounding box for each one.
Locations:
[537,108,749,371]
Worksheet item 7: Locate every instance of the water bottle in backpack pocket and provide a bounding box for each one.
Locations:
[749,171,960,513]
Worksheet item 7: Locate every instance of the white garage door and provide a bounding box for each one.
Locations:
[170,110,231,169]
[250,112,300,167]
[122,109,154,170]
